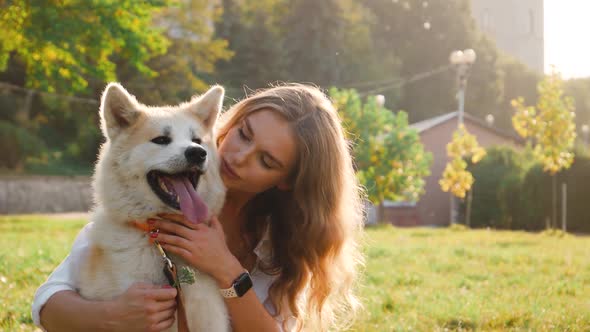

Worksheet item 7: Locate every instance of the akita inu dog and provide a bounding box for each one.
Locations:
[78,83,229,331]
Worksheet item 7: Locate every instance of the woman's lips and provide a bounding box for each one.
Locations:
[221,159,240,179]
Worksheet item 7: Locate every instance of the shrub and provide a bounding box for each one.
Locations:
[465,146,530,229]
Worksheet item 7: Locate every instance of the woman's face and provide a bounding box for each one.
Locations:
[218,109,297,195]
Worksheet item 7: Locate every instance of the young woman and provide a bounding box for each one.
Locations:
[33,84,365,331]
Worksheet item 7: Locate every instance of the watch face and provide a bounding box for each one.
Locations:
[234,272,253,297]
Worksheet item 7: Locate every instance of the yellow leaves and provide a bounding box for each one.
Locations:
[446,125,487,161]
[440,125,485,198]
[58,67,71,79]
[511,70,576,176]
[439,158,474,198]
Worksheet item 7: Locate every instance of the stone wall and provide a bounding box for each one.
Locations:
[0,176,93,214]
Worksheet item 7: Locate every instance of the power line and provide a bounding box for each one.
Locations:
[358,64,452,97]
[0,81,99,105]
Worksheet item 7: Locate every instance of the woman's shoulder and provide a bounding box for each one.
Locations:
[71,222,94,250]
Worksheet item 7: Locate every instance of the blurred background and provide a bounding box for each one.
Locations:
[2,0,590,233]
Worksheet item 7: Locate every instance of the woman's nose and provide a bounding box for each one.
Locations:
[233,146,251,165]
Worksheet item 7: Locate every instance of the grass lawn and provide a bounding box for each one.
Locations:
[1,216,589,331]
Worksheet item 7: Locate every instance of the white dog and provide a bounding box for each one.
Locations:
[77,83,229,331]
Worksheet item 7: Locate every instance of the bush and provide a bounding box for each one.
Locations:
[465,146,531,229]
[465,145,590,233]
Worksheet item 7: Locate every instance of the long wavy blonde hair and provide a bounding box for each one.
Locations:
[216,84,365,331]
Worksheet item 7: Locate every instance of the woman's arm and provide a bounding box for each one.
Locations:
[217,259,285,332]
[149,215,284,332]
[33,222,177,332]
[40,285,177,332]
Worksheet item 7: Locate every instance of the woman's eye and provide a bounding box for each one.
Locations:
[151,136,171,145]
[260,157,272,169]
[238,127,250,141]
[192,138,202,144]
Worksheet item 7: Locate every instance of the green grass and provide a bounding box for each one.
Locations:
[1,216,589,331]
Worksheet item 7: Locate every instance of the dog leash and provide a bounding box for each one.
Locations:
[153,237,191,332]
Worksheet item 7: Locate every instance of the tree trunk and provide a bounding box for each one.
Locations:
[552,174,557,229]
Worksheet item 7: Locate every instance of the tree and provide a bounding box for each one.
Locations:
[330,88,432,204]
[439,125,486,200]
[118,0,234,104]
[511,70,577,228]
[282,0,345,86]
[0,0,172,94]
[214,0,288,98]
[361,0,504,126]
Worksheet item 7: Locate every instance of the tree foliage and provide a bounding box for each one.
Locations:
[0,0,172,93]
[511,70,577,175]
[330,88,432,204]
[118,0,233,104]
[361,0,503,124]
[439,124,486,198]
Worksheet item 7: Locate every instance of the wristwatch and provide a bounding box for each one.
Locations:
[219,271,253,298]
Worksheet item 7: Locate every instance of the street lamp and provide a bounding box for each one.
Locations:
[449,49,477,126]
[375,94,385,108]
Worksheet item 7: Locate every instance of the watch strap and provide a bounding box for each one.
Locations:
[219,286,239,298]
[219,271,252,298]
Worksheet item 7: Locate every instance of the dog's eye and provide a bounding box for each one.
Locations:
[151,136,171,145]
[192,138,202,144]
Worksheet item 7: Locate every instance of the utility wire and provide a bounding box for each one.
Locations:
[357,64,452,97]
[0,81,99,105]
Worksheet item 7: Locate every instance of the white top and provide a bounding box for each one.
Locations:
[31,222,295,331]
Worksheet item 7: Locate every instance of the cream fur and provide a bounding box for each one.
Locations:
[78,83,229,331]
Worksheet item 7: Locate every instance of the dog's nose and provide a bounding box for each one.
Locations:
[185,146,207,165]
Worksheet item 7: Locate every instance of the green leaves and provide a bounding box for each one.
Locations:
[330,88,432,204]
[177,266,196,286]
[511,70,576,175]
[0,0,172,93]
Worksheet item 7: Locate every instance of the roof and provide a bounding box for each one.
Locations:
[410,111,524,143]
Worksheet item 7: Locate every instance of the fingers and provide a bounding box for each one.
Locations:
[150,307,177,327]
[150,316,176,332]
[209,215,224,233]
[161,243,192,261]
[154,233,193,249]
[147,286,178,301]
[156,299,177,312]
[153,220,195,239]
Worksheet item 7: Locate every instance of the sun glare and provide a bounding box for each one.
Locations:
[544,0,590,78]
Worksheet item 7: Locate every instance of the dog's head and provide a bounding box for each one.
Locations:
[94,83,225,223]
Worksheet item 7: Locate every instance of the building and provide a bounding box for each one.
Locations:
[470,0,544,73]
[380,111,524,227]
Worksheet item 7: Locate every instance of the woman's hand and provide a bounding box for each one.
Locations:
[141,214,244,287]
[106,282,178,332]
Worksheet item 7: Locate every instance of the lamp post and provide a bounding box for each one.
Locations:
[375,94,385,108]
[449,49,476,126]
[448,49,476,225]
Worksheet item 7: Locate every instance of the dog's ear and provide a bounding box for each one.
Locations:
[100,83,142,139]
[185,85,224,132]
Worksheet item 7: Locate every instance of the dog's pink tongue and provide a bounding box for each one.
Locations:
[169,177,208,224]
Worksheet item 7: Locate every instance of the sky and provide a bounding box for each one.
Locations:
[544,0,590,79]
